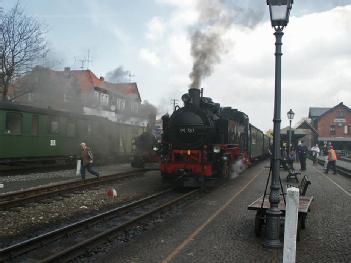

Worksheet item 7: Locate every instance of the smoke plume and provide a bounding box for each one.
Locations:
[105,66,131,83]
[141,100,157,128]
[189,0,265,89]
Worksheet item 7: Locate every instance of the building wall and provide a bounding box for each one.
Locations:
[317,105,351,137]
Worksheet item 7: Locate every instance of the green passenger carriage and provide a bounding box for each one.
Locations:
[0,103,144,167]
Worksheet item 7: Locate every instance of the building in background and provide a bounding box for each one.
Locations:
[280,120,317,149]
[309,102,351,150]
[10,66,155,128]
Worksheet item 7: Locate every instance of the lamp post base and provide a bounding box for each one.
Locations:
[263,208,282,248]
[263,239,282,248]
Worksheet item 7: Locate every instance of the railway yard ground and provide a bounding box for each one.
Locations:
[97,160,350,263]
[0,163,137,194]
[0,160,350,262]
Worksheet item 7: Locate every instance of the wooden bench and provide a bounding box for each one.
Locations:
[287,168,301,182]
[248,175,313,240]
[288,175,311,196]
[288,175,312,232]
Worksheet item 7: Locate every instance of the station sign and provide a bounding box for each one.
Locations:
[334,118,346,123]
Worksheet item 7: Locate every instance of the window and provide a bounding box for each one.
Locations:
[116,97,125,111]
[49,117,59,134]
[28,92,33,101]
[32,115,39,136]
[336,111,344,118]
[330,125,336,135]
[99,93,109,106]
[5,112,22,135]
[67,121,76,137]
[131,102,139,113]
[94,90,99,100]
[345,125,349,135]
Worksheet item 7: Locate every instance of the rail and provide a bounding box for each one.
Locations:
[0,188,199,262]
[0,170,144,209]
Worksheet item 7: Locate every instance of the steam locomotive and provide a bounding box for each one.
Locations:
[131,131,160,169]
[160,88,271,187]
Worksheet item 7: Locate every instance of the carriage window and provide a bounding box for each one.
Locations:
[67,122,76,137]
[5,112,22,135]
[32,115,39,136]
[49,118,59,134]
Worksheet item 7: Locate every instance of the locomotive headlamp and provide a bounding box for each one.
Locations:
[213,145,221,153]
[153,146,159,151]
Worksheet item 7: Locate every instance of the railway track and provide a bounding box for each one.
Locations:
[0,188,199,262]
[0,170,144,210]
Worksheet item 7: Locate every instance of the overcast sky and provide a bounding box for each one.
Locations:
[2,0,351,131]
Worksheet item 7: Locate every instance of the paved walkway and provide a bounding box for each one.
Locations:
[100,160,351,263]
[318,156,351,171]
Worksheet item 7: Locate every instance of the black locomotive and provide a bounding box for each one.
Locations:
[131,131,160,169]
[160,88,270,187]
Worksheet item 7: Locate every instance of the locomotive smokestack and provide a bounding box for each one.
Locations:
[189,88,200,107]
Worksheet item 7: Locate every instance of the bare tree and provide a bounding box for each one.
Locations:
[0,2,47,101]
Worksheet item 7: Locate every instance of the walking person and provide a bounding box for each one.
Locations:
[326,145,337,174]
[297,141,308,171]
[80,142,100,180]
[311,144,320,165]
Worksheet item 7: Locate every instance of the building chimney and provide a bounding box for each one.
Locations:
[100,76,104,81]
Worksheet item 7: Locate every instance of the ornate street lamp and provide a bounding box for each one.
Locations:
[264,0,293,248]
[287,108,295,154]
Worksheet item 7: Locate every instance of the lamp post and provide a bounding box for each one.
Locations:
[287,109,295,154]
[264,0,293,248]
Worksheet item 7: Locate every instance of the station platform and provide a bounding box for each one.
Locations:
[100,160,351,263]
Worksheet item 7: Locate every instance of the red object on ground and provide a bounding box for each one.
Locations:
[107,188,117,199]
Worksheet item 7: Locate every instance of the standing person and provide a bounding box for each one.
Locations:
[311,144,320,165]
[281,145,288,170]
[326,145,337,174]
[297,140,308,171]
[288,147,296,169]
[323,143,329,170]
[80,142,100,180]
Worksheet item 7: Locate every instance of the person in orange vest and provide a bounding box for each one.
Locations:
[325,145,337,174]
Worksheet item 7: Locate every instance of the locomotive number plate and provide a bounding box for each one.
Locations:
[179,128,196,134]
